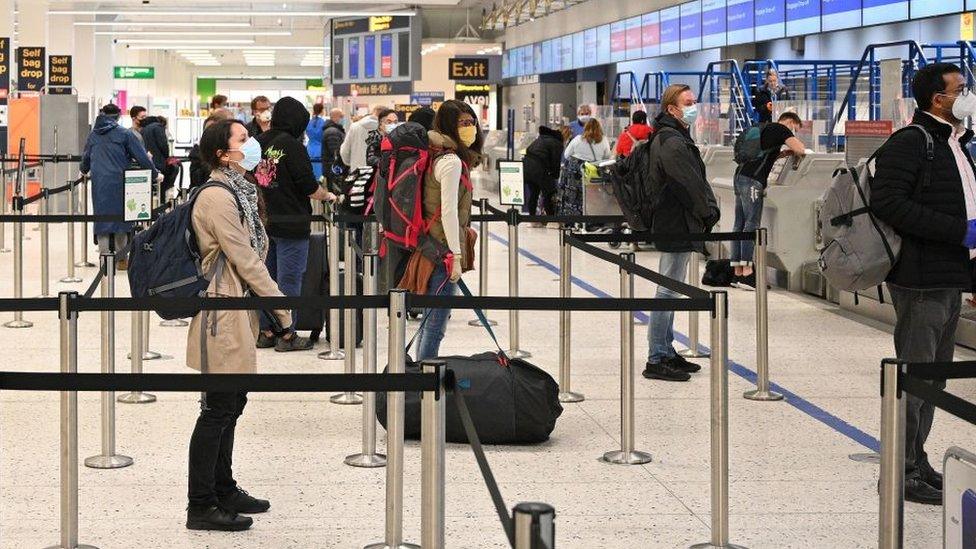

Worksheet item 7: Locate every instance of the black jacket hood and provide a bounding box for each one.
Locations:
[538,126,563,141]
[270,97,310,139]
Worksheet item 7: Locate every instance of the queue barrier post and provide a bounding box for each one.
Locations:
[345,221,387,467]
[332,226,363,405]
[420,360,446,549]
[320,208,345,361]
[60,180,83,283]
[557,229,583,403]
[0,155,9,253]
[40,189,51,297]
[878,360,906,549]
[513,502,556,549]
[365,289,420,549]
[76,178,95,267]
[678,252,708,358]
[602,252,652,466]
[84,251,133,470]
[140,310,162,359]
[5,194,33,328]
[44,292,99,549]
[744,228,782,401]
[506,208,530,359]
[690,292,746,549]
[468,198,497,327]
[117,307,157,404]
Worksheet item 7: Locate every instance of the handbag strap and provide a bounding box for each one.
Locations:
[405,278,508,361]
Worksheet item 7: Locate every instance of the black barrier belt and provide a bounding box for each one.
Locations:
[0,213,164,223]
[450,374,516,545]
[336,213,373,225]
[408,294,713,312]
[264,213,375,226]
[484,203,507,216]
[901,374,976,426]
[0,154,82,163]
[0,297,60,312]
[0,371,439,393]
[572,230,756,243]
[564,235,710,300]
[21,189,49,206]
[1,161,50,174]
[83,264,107,299]
[904,361,976,380]
[70,294,391,313]
[470,213,508,223]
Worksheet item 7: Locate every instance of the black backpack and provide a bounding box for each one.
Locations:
[610,139,657,231]
[733,125,765,165]
[127,181,244,320]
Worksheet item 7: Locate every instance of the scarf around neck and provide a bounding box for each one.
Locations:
[213,167,266,255]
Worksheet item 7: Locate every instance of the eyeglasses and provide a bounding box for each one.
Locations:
[458,118,477,127]
[940,88,972,99]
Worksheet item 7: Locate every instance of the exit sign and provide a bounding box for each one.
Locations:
[114,66,154,79]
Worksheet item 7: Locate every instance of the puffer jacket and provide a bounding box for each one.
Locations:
[523,126,564,193]
[647,112,719,253]
[871,109,974,290]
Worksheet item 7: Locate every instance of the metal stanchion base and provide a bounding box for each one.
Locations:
[743,389,784,401]
[318,349,346,360]
[159,319,189,327]
[59,275,84,283]
[467,318,498,327]
[330,392,363,405]
[849,452,880,464]
[690,543,748,549]
[75,261,96,267]
[678,348,710,359]
[43,544,99,549]
[142,350,162,360]
[84,454,133,469]
[117,391,157,404]
[558,391,585,403]
[506,349,532,359]
[3,320,33,328]
[601,450,652,465]
[0,248,10,254]
[344,452,387,468]
[364,543,420,549]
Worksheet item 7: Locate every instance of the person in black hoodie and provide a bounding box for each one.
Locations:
[141,115,172,192]
[522,126,565,222]
[321,108,347,192]
[643,84,719,383]
[254,96,337,351]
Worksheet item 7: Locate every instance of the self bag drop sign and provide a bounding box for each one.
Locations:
[16,47,45,92]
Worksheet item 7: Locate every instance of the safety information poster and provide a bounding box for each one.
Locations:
[124,169,152,221]
[498,161,525,207]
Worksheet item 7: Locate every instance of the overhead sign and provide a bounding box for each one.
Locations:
[395,104,421,121]
[114,66,154,79]
[455,83,491,106]
[449,58,489,81]
[410,91,444,106]
[47,55,72,94]
[0,37,9,102]
[17,46,45,92]
[334,81,413,96]
[498,161,525,206]
[845,120,893,137]
[334,15,410,35]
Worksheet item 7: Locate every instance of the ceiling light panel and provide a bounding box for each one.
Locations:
[75,21,250,27]
[96,31,293,36]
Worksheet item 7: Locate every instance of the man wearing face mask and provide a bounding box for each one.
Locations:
[245,95,272,138]
[321,108,347,190]
[253,97,337,351]
[871,63,976,506]
[642,84,720,382]
[569,104,593,138]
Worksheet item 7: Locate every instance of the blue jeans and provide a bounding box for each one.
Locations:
[259,236,309,331]
[414,264,458,362]
[730,174,764,266]
[647,251,691,364]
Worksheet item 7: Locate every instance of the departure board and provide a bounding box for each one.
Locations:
[332,16,420,96]
[702,0,727,49]
[821,0,861,31]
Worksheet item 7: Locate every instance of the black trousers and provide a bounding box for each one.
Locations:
[887,284,960,480]
[188,391,248,507]
[525,178,556,216]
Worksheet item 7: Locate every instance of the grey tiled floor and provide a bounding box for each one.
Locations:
[0,195,968,548]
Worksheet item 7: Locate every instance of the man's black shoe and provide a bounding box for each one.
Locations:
[643,361,691,382]
[670,354,702,373]
[186,505,253,531]
[920,464,944,491]
[904,478,942,506]
[218,488,271,514]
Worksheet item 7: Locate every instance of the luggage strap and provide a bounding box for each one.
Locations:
[406,278,509,363]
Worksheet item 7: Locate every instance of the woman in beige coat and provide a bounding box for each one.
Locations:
[185,119,293,532]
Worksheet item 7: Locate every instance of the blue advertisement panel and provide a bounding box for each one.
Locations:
[727,0,755,45]
[910,0,962,18]
[702,0,727,48]
[573,32,585,68]
[786,0,820,36]
[821,0,861,31]
[862,0,908,25]
[642,12,661,59]
[680,1,703,53]
[660,7,681,55]
[755,0,785,40]
[364,35,375,78]
[348,37,359,79]
[542,40,553,73]
[584,28,598,64]
[597,24,611,65]
[625,16,643,60]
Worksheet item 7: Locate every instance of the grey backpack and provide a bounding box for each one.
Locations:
[818,124,933,292]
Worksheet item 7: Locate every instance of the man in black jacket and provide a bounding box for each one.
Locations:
[140,115,173,194]
[871,63,976,505]
[522,126,565,221]
[644,84,720,382]
[254,97,337,352]
[321,108,347,191]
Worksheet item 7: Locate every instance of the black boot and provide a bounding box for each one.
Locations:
[904,478,942,506]
[219,488,271,514]
[642,360,691,382]
[919,462,944,491]
[186,505,253,531]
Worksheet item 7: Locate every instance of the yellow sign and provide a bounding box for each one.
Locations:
[963,13,974,41]
[449,58,489,80]
[455,83,491,93]
[369,16,393,32]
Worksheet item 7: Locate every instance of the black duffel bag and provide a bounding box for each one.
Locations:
[702,258,735,287]
[376,351,562,444]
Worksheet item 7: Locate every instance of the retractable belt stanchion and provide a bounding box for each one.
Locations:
[6,142,33,328]
[602,252,652,465]
[332,226,363,405]
[678,252,708,358]
[468,198,497,327]
[365,289,419,549]
[140,311,161,359]
[506,207,530,358]
[513,502,556,549]
[346,221,387,467]
[691,292,746,549]
[0,156,9,253]
[118,306,157,404]
[744,228,781,401]
[76,177,95,267]
[320,208,345,361]
[558,229,583,403]
[44,292,99,549]
[878,360,906,549]
[85,250,133,470]
[60,179,83,283]
[420,360,446,549]
[40,189,51,297]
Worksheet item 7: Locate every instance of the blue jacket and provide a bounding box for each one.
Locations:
[305,116,325,180]
[569,118,586,138]
[80,114,156,236]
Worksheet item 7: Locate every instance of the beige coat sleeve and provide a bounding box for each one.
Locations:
[199,188,291,329]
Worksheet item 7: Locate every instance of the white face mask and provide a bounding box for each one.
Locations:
[228,137,262,171]
[951,90,976,121]
[578,114,591,124]
[257,109,272,123]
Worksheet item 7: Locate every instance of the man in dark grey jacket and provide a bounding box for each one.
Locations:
[321,108,347,191]
[643,84,719,383]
